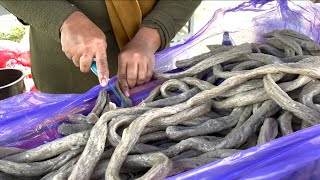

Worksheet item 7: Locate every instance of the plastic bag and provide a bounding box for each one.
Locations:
[0,40,30,68]
[0,40,35,91]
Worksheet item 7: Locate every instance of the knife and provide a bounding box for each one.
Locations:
[90,60,127,107]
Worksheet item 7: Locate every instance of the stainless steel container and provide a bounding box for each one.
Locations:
[0,68,25,100]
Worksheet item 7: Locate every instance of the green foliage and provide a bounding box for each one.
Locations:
[0,26,27,42]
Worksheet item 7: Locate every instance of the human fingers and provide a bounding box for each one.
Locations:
[117,59,130,97]
[126,61,138,89]
[95,44,109,87]
[79,53,94,73]
[146,57,155,82]
[137,61,148,85]
[72,54,81,67]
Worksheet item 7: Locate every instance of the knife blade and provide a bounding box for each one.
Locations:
[90,60,127,107]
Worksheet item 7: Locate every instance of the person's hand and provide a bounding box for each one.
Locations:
[118,27,161,97]
[60,11,109,86]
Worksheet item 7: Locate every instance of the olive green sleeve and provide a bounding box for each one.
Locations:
[0,0,79,42]
[141,0,202,51]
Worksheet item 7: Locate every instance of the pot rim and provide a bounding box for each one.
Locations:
[0,68,25,90]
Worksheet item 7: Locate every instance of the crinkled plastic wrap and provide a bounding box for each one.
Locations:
[0,86,95,149]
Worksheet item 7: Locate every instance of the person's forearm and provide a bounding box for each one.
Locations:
[0,0,79,42]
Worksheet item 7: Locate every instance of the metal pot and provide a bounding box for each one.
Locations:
[0,68,25,100]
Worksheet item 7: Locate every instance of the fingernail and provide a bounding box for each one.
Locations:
[101,78,107,87]
[125,91,130,97]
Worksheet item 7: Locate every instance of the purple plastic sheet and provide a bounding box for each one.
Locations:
[0,85,97,149]
[167,124,320,180]
[0,77,162,149]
